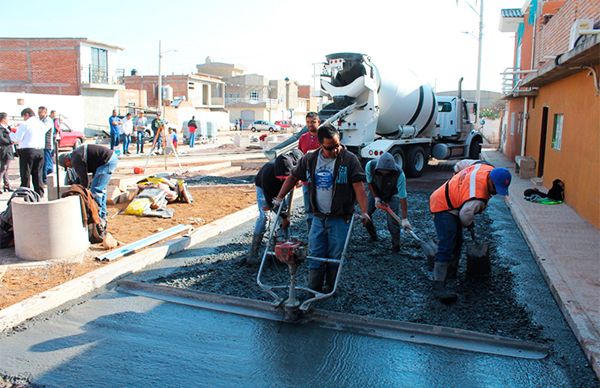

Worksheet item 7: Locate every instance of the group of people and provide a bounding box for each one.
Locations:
[0,107,60,197]
[249,111,512,301]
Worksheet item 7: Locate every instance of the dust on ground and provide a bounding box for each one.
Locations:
[108,186,256,244]
[0,254,103,309]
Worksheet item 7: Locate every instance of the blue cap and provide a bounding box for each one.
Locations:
[489,167,511,196]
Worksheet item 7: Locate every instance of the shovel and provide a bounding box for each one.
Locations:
[466,227,490,277]
[382,206,437,263]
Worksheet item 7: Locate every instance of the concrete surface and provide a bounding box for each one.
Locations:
[12,196,89,261]
[483,149,600,378]
[0,289,587,387]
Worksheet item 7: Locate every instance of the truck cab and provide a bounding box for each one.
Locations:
[436,96,476,141]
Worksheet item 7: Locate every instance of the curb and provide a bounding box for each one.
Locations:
[0,204,259,332]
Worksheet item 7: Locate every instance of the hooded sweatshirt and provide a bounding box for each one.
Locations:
[365,153,407,201]
[255,149,303,209]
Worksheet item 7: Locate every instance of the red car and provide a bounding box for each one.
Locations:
[57,121,86,150]
[274,120,292,129]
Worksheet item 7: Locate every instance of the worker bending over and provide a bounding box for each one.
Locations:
[274,124,370,293]
[247,149,304,265]
[429,164,511,302]
[365,152,411,252]
[58,144,119,226]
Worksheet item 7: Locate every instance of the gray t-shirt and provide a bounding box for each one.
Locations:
[314,150,336,214]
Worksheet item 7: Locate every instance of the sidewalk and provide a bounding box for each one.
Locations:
[482,149,600,377]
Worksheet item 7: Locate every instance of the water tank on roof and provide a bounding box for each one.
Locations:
[161,85,174,102]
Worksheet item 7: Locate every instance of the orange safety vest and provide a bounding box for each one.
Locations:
[430,163,493,213]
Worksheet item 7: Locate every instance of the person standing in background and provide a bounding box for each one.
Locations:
[39,106,53,186]
[10,108,46,196]
[108,110,122,151]
[0,113,15,192]
[121,112,133,155]
[297,111,321,231]
[187,116,197,148]
[134,111,147,154]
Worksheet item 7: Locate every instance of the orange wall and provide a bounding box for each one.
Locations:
[503,98,525,161]
[525,67,600,227]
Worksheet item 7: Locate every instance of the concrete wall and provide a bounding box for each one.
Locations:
[0,91,85,131]
[0,38,81,95]
[81,89,118,133]
[79,42,122,85]
[525,69,600,228]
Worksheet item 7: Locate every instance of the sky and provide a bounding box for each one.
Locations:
[2,0,524,93]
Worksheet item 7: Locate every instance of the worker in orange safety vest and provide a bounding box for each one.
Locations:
[429,163,511,303]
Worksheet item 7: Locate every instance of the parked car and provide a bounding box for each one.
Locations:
[57,121,86,150]
[248,120,281,132]
[274,120,292,130]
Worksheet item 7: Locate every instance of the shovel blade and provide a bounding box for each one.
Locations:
[466,242,491,278]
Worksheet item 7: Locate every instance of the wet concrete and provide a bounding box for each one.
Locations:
[185,175,254,186]
[0,289,589,387]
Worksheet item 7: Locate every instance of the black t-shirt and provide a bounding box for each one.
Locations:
[71,144,113,187]
[255,161,283,210]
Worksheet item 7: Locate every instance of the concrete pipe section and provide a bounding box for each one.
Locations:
[12,196,89,261]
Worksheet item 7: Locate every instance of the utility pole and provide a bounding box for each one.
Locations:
[158,40,162,115]
[475,0,484,124]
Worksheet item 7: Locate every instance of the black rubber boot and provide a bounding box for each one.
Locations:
[447,254,460,279]
[432,262,457,304]
[308,269,325,293]
[245,233,264,266]
[323,265,339,294]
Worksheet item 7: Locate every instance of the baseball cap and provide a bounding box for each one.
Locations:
[489,167,511,196]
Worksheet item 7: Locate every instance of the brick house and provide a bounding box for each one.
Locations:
[499,1,600,227]
[0,37,125,133]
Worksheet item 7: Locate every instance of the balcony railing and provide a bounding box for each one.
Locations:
[81,66,125,85]
[501,67,538,95]
[225,97,280,106]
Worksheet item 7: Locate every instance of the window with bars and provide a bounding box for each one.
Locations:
[249,90,259,101]
[552,113,563,150]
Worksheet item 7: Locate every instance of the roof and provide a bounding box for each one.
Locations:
[0,37,124,50]
[501,9,523,18]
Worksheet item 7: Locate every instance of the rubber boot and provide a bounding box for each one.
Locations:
[365,220,378,242]
[246,233,264,266]
[432,262,457,304]
[308,268,325,293]
[391,234,400,253]
[323,265,339,294]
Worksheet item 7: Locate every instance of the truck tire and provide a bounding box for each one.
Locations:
[405,146,427,178]
[469,137,482,159]
[251,127,257,132]
[389,146,405,171]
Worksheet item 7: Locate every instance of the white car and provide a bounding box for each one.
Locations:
[248,120,281,132]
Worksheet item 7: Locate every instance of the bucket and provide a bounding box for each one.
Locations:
[133,166,145,174]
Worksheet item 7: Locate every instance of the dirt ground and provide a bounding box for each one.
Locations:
[108,186,256,244]
[0,185,257,310]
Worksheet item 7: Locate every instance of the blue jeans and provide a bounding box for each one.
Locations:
[302,184,313,232]
[308,216,350,270]
[254,186,288,237]
[433,212,463,263]
[42,149,54,183]
[122,134,131,153]
[136,131,144,154]
[189,132,196,148]
[110,131,120,150]
[91,153,119,220]
[367,192,401,247]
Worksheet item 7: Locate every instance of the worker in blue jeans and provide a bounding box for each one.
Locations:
[247,150,303,265]
[58,144,119,223]
[274,124,370,293]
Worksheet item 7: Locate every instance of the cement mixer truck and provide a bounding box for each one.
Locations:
[266,52,483,177]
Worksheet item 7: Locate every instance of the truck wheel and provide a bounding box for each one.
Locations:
[390,146,405,171]
[251,127,257,132]
[469,138,482,159]
[405,146,427,177]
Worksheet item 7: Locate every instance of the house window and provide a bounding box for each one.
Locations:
[90,47,108,83]
[552,113,563,150]
[249,90,259,101]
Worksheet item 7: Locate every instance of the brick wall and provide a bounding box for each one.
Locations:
[0,38,81,95]
[535,0,600,67]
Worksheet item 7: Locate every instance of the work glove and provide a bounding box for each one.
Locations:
[272,196,283,209]
[360,212,371,225]
[401,218,412,231]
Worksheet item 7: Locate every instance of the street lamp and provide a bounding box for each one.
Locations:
[284,77,290,121]
[458,0,484,124]
[157,40,178,115]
